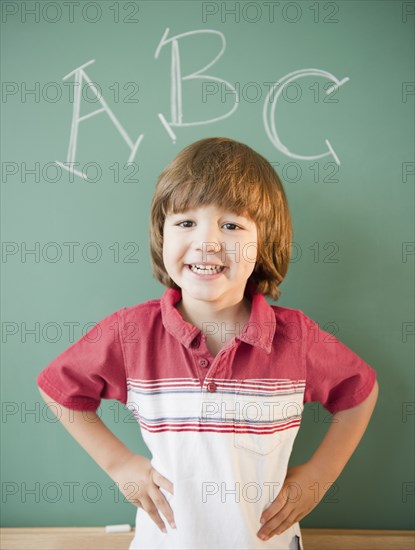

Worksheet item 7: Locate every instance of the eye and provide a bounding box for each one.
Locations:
[176,220,194,228]
[176,221,241,230]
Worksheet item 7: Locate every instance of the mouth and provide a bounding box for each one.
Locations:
[186,264,226,275]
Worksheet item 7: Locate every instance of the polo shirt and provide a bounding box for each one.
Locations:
[36,280,377,550]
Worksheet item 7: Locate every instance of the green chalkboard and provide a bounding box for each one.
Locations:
[1,0,414,533]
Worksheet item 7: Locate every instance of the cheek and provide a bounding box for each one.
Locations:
[162,237,179,269]
[162,239,171,267]
[242,232,258,264]
[243,242,258,265]
[162,244,172,266]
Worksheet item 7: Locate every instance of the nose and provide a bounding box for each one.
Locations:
[193,222,223,261]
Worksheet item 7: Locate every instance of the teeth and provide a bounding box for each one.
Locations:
[193,264,221,269]
[190,264,223,274]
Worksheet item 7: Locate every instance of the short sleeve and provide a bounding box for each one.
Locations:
[36,308,128,411]
[302,312,377,414]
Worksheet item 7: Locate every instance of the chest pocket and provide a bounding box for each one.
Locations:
[233,379,304,456]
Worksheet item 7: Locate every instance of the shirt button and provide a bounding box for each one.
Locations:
[191,337,200,348]
[207,382,217,393]
[199,358,209,368]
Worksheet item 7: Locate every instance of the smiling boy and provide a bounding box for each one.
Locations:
[37,137,378,550]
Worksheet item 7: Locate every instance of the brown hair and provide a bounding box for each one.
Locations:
[149,137,292,301]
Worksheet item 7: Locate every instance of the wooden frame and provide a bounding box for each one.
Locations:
[0,527,414,550]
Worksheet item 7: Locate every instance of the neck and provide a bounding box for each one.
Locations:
[176,292,252,333]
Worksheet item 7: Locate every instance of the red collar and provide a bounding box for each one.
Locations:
[160,280,275,354]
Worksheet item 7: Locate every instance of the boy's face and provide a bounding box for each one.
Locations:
[162,204,258,307]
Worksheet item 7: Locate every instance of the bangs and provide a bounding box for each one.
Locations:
[160,145,275,224]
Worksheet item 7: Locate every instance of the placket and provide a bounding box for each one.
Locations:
[190,335,239,416]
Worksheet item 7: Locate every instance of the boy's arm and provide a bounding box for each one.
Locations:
[257,380,379,541]
[38,387,176,532]
[307,378,379,480]
[37,387,134,476]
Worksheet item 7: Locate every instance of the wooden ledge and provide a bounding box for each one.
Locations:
[0,527,414,550]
